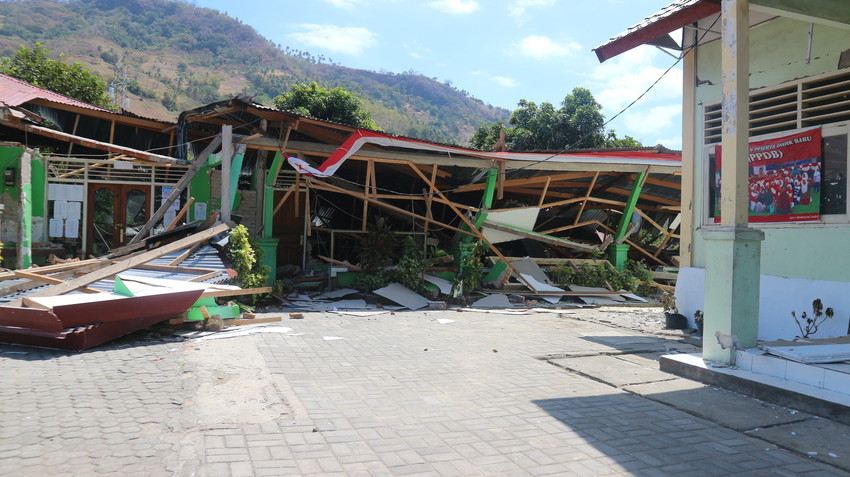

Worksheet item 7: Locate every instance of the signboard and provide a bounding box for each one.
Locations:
[711,128,822,223]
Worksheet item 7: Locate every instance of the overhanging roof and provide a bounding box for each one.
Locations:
[0,73,111,112]
[594,0,720,62]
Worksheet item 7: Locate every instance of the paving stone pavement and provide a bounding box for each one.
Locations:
[1,308,848,476]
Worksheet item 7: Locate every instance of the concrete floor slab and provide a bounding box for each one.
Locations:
[747,417,850,472]
[549,355,679,387]
[625,378,812,431]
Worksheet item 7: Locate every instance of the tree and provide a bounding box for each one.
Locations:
[471,87,641,151]
[273,82,377,129]
[0,43,113,108]
[603,131,643,148]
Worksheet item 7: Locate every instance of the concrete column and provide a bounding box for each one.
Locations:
[221,125,232,223]
[703,0,763,364]
[679,26,698,268]
[17,150,32,269]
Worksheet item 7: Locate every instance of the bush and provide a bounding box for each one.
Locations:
[225,225,269,303]
[549,259,656,297]
[353,269,398,292]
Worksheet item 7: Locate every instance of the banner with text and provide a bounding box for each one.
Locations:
[712,128,822,223]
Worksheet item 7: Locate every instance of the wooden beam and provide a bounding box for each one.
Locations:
[306,178,472,236]
[168,243,202,266]
[187,271,224,283]
[273,187,296,215]
[455,171,598,193]
[8,223,231,302]
[537,176,551,207]
[200,287,272,298]
[134,263,219,274]
[405,163,537,292]
[129,135,223,244]
[574,171,600,226]
[643,176,681,189]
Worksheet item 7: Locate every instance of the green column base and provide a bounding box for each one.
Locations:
[257,237,279,286]
[607,244,630,270]
[702,226,764,365]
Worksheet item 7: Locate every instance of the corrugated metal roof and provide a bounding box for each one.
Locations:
[0,246,229,303]
[593,0,720,62]
[0,73,112,112]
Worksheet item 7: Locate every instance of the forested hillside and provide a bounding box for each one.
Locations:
[0,0,510,144]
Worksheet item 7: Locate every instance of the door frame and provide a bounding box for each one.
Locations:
[85,183,151,255]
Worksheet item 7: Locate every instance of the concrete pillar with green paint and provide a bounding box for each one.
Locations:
[608,171,646,270]
[702,0,763,365]
[258,152,285,285]
[457,167,498,245]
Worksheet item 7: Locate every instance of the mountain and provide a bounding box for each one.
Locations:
[0,0,511,145]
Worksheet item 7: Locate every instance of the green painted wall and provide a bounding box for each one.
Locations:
[0,146,24,200]
[189,164,213,222]
[691,16,850,282]
[0,146,45,217]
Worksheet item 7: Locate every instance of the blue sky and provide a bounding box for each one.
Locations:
[192,0,682,149]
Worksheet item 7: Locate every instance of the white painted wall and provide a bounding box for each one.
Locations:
[676,267,850,341]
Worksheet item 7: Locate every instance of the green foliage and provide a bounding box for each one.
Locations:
[396,236,426,294]
[472,88,643,151]
[792,298,835,338]
[353,269,398,292]
[225,224,269,303]
[358,218,398,273]
[549,259,655,297]
[0,43,113,108]
[604,130,643,148]
[274,82,377,129]
[625,259,655,297]
[453,241,488,297]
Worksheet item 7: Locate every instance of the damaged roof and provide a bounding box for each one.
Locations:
[593,0,720,62]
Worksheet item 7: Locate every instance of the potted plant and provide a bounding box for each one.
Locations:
[660,291,688,329]
[694,309,704,335]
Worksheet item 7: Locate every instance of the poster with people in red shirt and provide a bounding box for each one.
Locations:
[711,128,822,223]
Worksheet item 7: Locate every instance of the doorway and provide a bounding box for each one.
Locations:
[86,183,150,255]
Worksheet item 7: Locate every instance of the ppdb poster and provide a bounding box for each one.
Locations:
[711,128,822,223]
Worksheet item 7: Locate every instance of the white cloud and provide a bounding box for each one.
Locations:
[515,35,581,60]
[590,47,682,112]
[404,42,430,60]
[322,0,363,8]
[287,25,377,55]
[426,0,479,15]
[588,47,683,146]
[491,76,517,87]
[623,104,681,136]
[508,0,555,17]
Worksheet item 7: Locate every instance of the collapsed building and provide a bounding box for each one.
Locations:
[0,73,681,348]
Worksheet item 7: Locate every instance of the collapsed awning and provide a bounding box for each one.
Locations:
[286,129,680,177]
[593,0,720,63]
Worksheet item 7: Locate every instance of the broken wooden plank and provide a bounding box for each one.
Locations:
[8,223,230,303]
[134,263,219,274]
[200,287,272,298]
[129,135,223,244]
[318,255,362,272]
[224,315,283,326]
